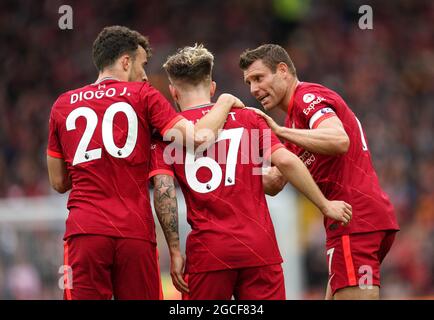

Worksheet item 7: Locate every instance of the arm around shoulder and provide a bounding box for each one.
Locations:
[168,93,244,148]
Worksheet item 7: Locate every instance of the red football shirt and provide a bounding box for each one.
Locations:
[150,104,284,273]
[47,78,183,242]
[285,82,399,238]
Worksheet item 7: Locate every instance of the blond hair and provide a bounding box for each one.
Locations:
[163,44,214,85]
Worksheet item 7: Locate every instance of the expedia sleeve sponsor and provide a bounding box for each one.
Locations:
[302,95,327,116]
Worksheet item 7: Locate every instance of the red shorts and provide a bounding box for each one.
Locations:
[182,264,285,300]
[326,230,397,296]
[63,235,163,300]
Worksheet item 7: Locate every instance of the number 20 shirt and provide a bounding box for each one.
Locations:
[47,79,183,242]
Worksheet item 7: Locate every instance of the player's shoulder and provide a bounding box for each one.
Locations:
[51,86,83,111]
[236,107,260,120]
[56,83,86,101]
[52,81,104,107]
[292,81,342,114]
[229,107,263,129]
[136,81,164,98]
[124,80,149,91]
[295,81,338,101]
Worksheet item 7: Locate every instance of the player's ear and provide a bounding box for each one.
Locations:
[276,62,289,77]
[169,84,179,103]
[120,54,131,72]
[210,81,216,98]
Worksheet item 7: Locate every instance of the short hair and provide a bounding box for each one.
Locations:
[239,44,296,76]
[163,44,214,86]
[92,25,151,72]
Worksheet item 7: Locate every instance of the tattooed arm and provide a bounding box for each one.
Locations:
[153,174,189,293]
[153,174,180,252]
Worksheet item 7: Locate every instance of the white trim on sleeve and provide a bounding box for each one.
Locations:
[308,107,335,129]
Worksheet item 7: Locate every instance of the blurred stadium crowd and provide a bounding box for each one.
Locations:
[0,0,432,299]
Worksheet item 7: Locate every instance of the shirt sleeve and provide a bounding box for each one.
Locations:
[141,83,184,136]
[47,105,64,159]
[254,113,285,161]
[149,135,175,179]
[295,90,337,129]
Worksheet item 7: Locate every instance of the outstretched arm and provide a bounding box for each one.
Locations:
[153,174,189,294]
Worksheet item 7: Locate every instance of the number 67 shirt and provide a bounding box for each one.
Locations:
[149,105,284,274]
[47,79,183,242]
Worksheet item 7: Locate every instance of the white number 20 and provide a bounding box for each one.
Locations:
[185,128,243,193]
[66,102,138,165]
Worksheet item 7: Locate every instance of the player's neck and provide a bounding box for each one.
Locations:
[95,70,126,83]
[177,93,211,111]
[279,78,299,113]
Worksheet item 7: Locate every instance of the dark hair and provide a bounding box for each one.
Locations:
[92,25,151,72]
[239,44,296,76]
[163,44,214,86]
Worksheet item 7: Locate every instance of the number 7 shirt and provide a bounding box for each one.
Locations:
[47,79,183,242]
[149,104,284,273]
[285,82,399,238]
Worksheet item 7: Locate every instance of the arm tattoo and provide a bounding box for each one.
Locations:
[153,175,180,249]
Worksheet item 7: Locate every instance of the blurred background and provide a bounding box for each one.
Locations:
[0,0,433,299]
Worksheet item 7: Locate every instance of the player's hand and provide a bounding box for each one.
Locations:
[218,93,245,109]
[262,166,286,196]
[232,96,245,108]
[248,107,282,134]
[170,252,189,294]
[322,201,352,226]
